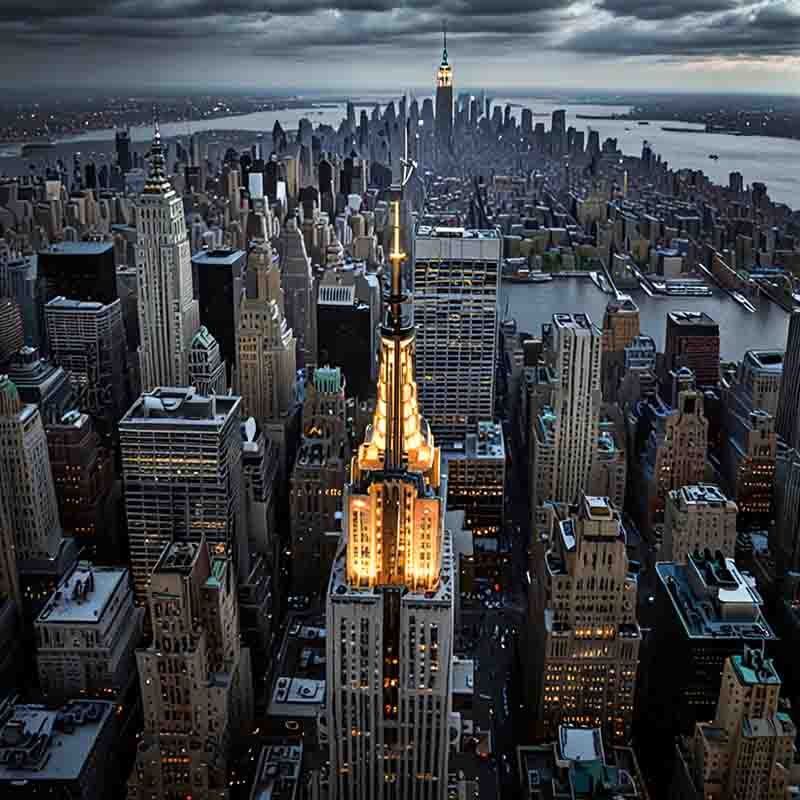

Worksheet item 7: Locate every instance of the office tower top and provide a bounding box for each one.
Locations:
[134,124,199,392]
[327,178,454,798]
[120,386,243,601]
[664,310,720,388]
[673,650,799,799]
[534,494,640,744]
[188,326,227,396]
[413,226,501,444]
[280,217,316,369]
[777,310,800,449]
[435,22,454,149]
[37,241,117,305]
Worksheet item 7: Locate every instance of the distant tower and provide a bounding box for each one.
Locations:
[435,22,453,150]
[134,123,199,392]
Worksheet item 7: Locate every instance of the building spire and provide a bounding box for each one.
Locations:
[144,107,170,193]
[442,20,448,65]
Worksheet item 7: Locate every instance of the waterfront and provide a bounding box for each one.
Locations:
[3,95,800,208]
[501,277,790,360]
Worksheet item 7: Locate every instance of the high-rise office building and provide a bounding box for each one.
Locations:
[188,326,227,396]
[120,387,243,602]
[551,109,566,156]
[777,310,800,450]
[46,411,117,559]
[191,248,246,384]
[128,539,252,800]
[280,217,316,369]
[664,311,720,388]
[663,484,738,564]
[413,226,500,444]
[134,125,199,392]
[0,298,23,365]
[115,127,132,174]
[289,367,348,595]
[672,650,798,799]
[531,314,602,511]
[6,345,76,420]
[238,228,297,427]
[445,420,505,540]
[327,189,454,800]
[37,242,117,306]
[44,297,128,422]
[600,296,639,401]
[435,26,454,150]
[532,494,640,745]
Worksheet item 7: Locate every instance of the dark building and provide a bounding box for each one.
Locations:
[317,283,372,400]
[191,248,246,384]
[637,553,776,786]
[115,128,132,173]
[664,310,720,388]
[37,242,117,305]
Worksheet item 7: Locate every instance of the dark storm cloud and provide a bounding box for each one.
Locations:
[567,0,800,57]
[597,0,738,21]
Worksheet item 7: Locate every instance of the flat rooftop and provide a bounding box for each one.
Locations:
[250,743,303,800]
[656,556,776,641]
[37,563,127,625]
[155,541,201,575]
[553,312,598,333]
[667,310,719,328]
[45,297,116,312]
[121,387,240,425]
[416,225,499,239]
[191,248,246,266]
[268,617,327,719]
[675,484,732,507]
[38,242,113,257]
[0,699,113,782]
[745,349,784,373]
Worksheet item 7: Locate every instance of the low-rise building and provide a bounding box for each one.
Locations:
[0,696,117,799]
[35,561,142,702]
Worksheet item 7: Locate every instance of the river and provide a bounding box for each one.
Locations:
[500,277,790,361]
[2,95,799,208]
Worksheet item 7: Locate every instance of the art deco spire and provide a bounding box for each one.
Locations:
[144,114,170,194]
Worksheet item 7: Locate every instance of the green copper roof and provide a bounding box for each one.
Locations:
[192,326,215,347]
[731,651,781,687]
[314,366,342,395]
[0,375,18,401]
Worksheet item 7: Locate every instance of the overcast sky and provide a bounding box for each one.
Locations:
[3,0,800,94]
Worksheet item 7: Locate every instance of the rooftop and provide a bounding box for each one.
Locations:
[656,555,776,641]
[731,650,782,687]
[191,248,246,266]
[415,225,499,239]
[38,242,113,257]
[667,310,719,329]
[675,484,732,507]
[155,541,201,575]
[745,349,784,373]
[121,387,240,425]
[44,297,115,312]
[553,312,598,333]
[268,617,327,719]
[37,563,127,625]
[0,698,113,782]
[250,743,303,800]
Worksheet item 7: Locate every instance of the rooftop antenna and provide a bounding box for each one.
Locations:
[442,19,448,64]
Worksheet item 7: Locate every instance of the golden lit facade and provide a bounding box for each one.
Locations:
[327,194,454,800]
[534,494,640,745]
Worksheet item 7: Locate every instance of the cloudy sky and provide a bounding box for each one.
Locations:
[3,0,800,94]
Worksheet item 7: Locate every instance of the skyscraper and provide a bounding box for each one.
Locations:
[280,216,316,369]
[531,314,602,510]
[532,494,640,745]
[435,25,453,151]
[37,242,117,306]
[413,226,501,444]
[672,650,798,798]
[120,387,243,602]
[289,367,349,595]
[128,539,252,800]
[188,326,227,396]
[664,311,720,389]
[327,185,454,800]
[135,124,199,392]
[238,223,297,427]
[777,310,800,450]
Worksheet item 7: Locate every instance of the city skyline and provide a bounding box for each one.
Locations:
[2,1,800,94]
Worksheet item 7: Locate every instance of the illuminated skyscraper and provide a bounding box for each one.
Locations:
[435,24,453,151]
[135,124,199,391]
[327,176,454,800]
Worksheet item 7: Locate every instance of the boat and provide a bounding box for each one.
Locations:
[637,121,650,126]
[730,291,757,313]
[661,280,713,297]
[709,154,719,160]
